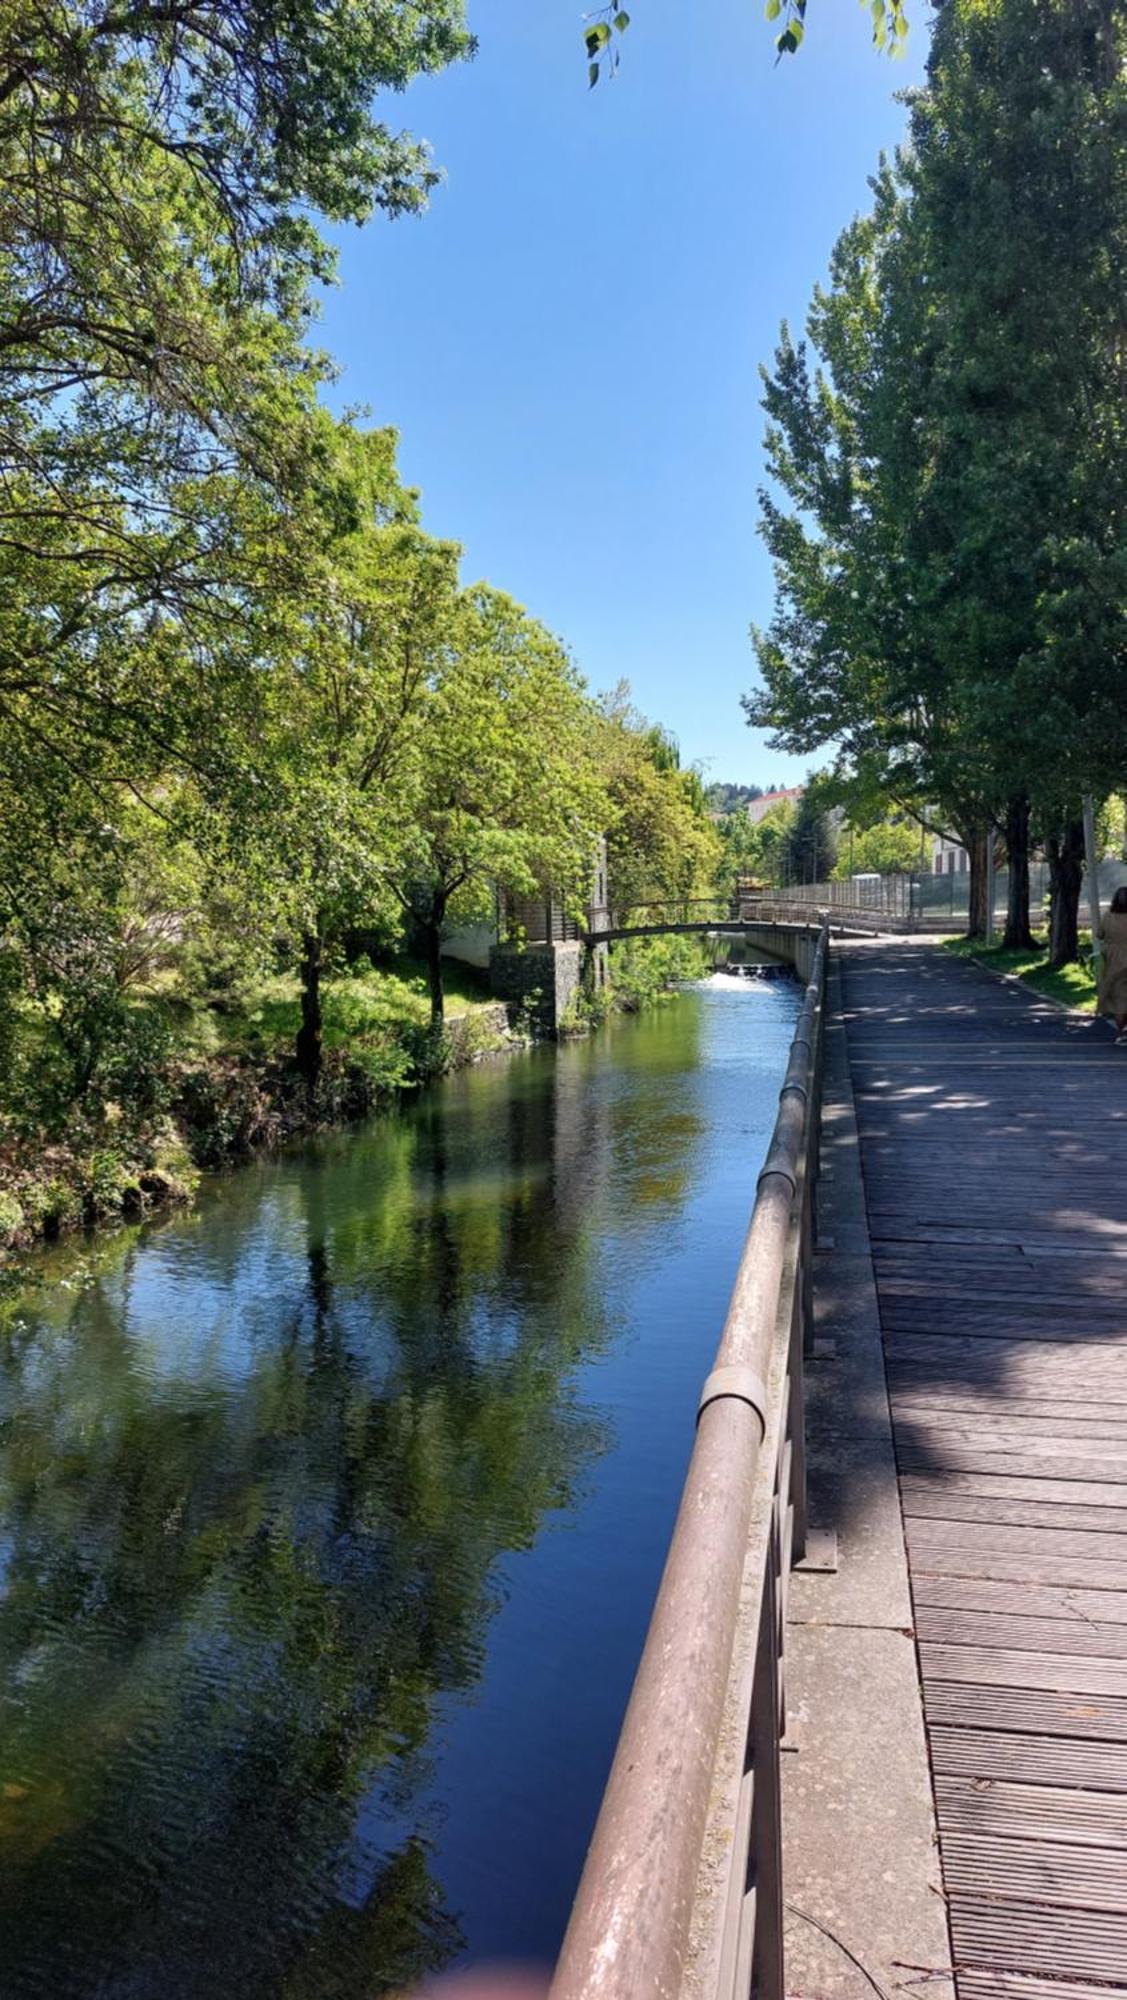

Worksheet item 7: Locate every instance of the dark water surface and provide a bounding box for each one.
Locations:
[0,977,799,1998]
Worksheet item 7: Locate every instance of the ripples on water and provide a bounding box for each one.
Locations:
[0,977,799,1998]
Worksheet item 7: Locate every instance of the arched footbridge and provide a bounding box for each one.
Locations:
[583,895,886,951]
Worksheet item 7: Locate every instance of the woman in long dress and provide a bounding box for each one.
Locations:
[1098,886,1127,1042]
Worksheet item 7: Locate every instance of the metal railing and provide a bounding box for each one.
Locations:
[551,923,828,2000]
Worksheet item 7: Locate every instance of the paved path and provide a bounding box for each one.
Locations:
[842,942,1127,2000]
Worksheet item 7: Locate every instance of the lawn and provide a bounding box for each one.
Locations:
[941,933,1097,1012]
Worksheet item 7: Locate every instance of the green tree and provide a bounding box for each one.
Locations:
[398,586,609,1026]
[831,813,921,881]
[748,0,1127,951]
[598,687,721,919]
[0,0,472,857]
[244,428,462,1085]
[892,0,1127,951]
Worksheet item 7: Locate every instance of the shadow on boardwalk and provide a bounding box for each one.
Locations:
[842,939,1127,1999]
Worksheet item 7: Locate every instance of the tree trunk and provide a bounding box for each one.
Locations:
[965,826,989,938]
[295,928,323,1090]
[1003,793,1034,950]
[424,895,447,1027]
[1047,817,1085,968]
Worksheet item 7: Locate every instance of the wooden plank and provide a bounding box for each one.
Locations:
[917,1606,1127,1661]
[930,1725,1127,1791]
[895,1408,1127,1442]
[913,1576,1127,1625]
[935,1775,1127,1849]
[898,1449,1127,1489]
[903,1490,1127,1536]
[958,1974,1127,2000]
[912,1547,1127,1591]
[924,1680,1127,1741]
[921,1644,1127,1699]
[941,1831,1127,1913]
[948,1898,1127,1982]
[907,1520,1127,1568]
[902,1472,1127,1512]
[907,1518,1127,1562]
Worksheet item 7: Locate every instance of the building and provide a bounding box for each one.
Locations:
[932,832,969,876]
[746,785,804,826]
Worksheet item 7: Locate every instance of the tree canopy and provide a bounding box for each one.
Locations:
[746,0,1127,949]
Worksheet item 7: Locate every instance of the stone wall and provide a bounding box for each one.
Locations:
[489,942,584,1035]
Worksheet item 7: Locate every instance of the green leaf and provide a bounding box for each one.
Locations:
[585,29,600,56]
[766,0,782,21]
[588,57,600,83]
[613,10,630,29]
[776,26,796,52]
[788,17,804,45]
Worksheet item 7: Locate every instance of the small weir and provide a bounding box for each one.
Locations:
[0,972,801,1997]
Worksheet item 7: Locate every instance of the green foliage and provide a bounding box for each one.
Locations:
[398,584,610,1023]
[831,814,921,880]
[599,684,721,917]
[583,0,907,82]
[714,798,795,893]
[609,934,712,1010]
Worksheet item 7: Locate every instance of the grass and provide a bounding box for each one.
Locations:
[941,931,1098,1011]
[182,954,496,1058]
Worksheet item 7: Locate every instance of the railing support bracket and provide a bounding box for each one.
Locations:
[794,1527,838,1574]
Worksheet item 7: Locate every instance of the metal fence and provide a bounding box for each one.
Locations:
[550,923,828,2000]
[761,859,1127,934]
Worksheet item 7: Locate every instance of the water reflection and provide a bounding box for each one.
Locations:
[0,988,775,1998]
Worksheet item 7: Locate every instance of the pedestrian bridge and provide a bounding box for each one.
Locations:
[583,895,892,948]
[551,930,1127,2000]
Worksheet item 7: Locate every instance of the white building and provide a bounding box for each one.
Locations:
[932,832,969,875]
[747,785,804,826]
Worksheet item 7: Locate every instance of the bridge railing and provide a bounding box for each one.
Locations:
[551,921,828,2000]
[603,896,739,928]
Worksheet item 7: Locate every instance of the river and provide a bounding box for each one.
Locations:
[0,973,799,1999]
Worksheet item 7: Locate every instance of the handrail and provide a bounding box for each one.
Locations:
[551,923,828,2000]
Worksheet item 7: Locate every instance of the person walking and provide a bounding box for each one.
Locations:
[1098,886,1127,1042]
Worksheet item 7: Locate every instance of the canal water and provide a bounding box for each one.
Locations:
[0,974,799,1999]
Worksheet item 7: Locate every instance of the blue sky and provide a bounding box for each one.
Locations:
[320,0,928,789]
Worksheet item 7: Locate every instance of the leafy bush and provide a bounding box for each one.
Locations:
[609,935,712,1010]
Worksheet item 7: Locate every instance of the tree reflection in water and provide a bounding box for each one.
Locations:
[0,1008,707,1999]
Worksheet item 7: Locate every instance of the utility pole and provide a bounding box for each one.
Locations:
[1083,795,1103,978]
[985,827,996,947]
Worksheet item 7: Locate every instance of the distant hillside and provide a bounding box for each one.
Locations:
[704,782,766,816]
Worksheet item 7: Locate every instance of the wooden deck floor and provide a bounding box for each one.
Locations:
[843,941,1127,2000]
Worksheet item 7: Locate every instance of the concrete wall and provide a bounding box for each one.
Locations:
[738,922,821,982]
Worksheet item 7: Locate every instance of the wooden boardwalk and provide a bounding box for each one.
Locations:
[843,941,1127,2000]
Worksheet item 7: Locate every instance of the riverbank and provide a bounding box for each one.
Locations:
[0,936,713,1264]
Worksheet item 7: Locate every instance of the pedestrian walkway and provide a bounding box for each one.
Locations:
[843,941,1127,2000]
